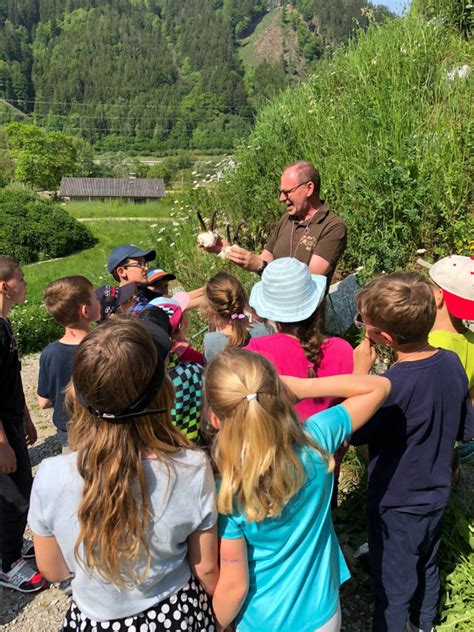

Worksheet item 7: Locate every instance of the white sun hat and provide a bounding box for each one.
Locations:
[249,257,327,323]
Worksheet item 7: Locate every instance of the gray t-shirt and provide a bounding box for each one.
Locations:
[28,449,217,621]
[204,322,273,362]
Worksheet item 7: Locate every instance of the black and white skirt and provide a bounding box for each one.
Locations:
[62,576,216,632]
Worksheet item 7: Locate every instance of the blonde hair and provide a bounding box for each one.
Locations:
[43,276,93,327]
[67,319,193,587]
[357,272,436,345]
[204,349,334,522]
[204,272,249,348]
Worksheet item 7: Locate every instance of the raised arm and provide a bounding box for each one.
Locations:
[281,373,391,433]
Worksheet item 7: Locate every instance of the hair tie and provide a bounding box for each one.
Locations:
[245,392,258,402]
[230,313,246,320]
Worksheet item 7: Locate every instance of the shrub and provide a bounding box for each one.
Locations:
[0,189,95,264]
[9,303,62,355]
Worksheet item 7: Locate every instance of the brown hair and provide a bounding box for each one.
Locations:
[204,349,333,522]
[205,271,249,348]
[285,161,321,196]
[278,302,326,371]
[67,319,193,587]
[0,255,20,282]
[43,276,93,327]
[357,271,436,345]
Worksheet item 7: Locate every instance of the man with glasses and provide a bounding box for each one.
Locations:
[224,161,347,283]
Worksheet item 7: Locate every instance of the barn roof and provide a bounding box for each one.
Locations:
[59,177,165,198]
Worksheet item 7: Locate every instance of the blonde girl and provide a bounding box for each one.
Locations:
[28,319,218,632]
[205,347,390,632]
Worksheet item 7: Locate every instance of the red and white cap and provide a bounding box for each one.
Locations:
[429,255,474,320]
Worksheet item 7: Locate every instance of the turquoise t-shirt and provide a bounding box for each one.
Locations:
[219,405,352,632]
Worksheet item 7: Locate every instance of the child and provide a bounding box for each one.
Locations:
[107,243,157,304]
[147,268,176,297]
[146,295,206,442]
[247,257,354,507]
[427,255,473,398]
[0,255,45,593]
[95,283,137,321]
[351,272,473,632]
[28,319,218,630]
[247,257,354,420]
[205,348,390,632]
[38,276,101,451]
[204,271,264,362]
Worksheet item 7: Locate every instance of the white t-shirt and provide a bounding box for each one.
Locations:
[28,449,217,621]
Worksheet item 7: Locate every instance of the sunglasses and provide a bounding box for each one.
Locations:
[353,313,406,341]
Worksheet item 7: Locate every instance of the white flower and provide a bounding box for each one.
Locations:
[170,242,175,247]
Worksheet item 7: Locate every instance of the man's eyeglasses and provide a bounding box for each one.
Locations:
[353,313,406,341]
[279,181,311,199]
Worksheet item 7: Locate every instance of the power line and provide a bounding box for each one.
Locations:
[4,97,254,113]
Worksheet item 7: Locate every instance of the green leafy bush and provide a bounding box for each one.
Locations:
[9,303,62,355]
[0,189,95,264]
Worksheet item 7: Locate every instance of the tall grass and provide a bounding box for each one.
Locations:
[207,8,472,277]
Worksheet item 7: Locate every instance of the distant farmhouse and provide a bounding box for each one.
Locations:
[59,177,165,203]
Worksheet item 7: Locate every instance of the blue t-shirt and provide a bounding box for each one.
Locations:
[219,405,352,632]
[38,341,78,432]
[352,349,474,513]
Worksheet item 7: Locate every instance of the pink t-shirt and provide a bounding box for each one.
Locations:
[245,333,354,422]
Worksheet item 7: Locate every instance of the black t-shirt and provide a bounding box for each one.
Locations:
[0,317,25,421]
[352,349,474,513]
[38,341,77,432]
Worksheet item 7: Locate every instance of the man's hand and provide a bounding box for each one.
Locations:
[0,442,17,474]
[353,334,377,375]
[198,235,228,255]
[227,246,262,272]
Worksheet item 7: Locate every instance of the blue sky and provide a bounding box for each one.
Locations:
[376,0,411,15]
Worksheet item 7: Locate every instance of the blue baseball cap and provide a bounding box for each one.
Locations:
[107,244,156,274]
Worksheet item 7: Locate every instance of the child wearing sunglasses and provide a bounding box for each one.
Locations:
[351,272,473,632]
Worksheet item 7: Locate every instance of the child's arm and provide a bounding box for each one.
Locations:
[23,406,37,446]
[212,537,249,632]
[0,420,16,474]
[32,533,71,582]
[37,396,52,409]
[187,524,219,596]
[281,373,390,433]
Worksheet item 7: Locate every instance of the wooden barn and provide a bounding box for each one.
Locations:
[59,176,165,202]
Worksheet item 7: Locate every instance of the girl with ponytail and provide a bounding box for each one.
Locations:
[205,348,390,632]
[28,319,218,632]
[203,271,268,362]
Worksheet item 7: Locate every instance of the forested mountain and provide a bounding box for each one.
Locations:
[0,0,392,151]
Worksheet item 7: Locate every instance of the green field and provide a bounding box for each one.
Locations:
[65,197,178,219]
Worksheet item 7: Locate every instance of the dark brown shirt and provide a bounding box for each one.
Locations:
[264,203,347,278]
